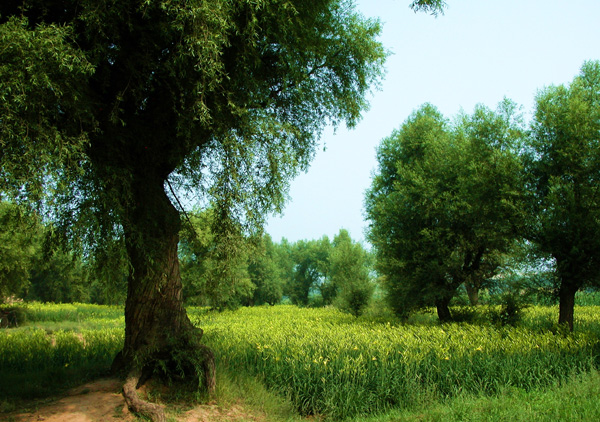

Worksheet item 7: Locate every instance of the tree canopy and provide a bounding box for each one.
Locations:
[365,101,526,321]
[525,60,600,330]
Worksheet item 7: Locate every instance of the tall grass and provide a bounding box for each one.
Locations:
[1,302,598,420]
[575,291,600,306]
[195,305,600,420]
[368,368,600,422]
[0,304,124,404]
[2,301,124,322]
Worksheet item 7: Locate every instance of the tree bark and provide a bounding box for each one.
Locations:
[558,282,577,332]
[112,175,215,420]
[435,297,452,323]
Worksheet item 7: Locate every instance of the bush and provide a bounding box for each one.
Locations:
[335,281,374,317]
[489,292,527,326]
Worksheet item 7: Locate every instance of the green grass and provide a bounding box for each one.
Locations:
[194,305,600,420]
[0,301,124,323]
[362,368,600,422]
[1,302,599,421]
[0,303,124,409]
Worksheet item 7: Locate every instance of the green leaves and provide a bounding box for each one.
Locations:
[410,0,447,16]
[366,101,526,318]
[525,61,600,322]
[0,17,92,203]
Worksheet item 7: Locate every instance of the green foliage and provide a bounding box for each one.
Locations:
[366,101,526,320]
[288,237,332,306]
[0,0,388,252]
[179,209,254,309]
[248,234,284,306]
[331,229,374,316]
[0,303,124,401]
[1,0,389,372]
[525,60,600,329]
[576,291,600,306]
[4,302,124,324]
[0,17,92,204]
[86,237,128,305]
[374,369,600,422]
[0,202,41,300]
[1,302,599,419]
[272,239,296,296]
[0,201,97,304]
[410,0,447,16]
[276,230,374,309]
[27,249,90,303]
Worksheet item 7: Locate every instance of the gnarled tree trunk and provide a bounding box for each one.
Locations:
[112,175,215,421]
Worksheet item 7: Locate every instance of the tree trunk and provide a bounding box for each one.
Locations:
[465,282,479,306]
[112,176,215,421]
[558,282,577,332]
[435,297,452,323]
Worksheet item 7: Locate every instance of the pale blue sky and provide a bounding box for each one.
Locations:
[265,0,600,245]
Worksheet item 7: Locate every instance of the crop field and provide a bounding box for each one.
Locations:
[194,305,600,419]
[1,302,599,420]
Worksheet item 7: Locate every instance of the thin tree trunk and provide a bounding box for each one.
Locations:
[558,282,577,332]
[465,282,479,306]
[435,297,452,323]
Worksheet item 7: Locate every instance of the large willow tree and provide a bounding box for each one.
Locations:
[526,61,600,331]
[0,0,443,419]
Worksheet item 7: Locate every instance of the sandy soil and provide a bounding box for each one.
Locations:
[7,379,262,422]
[8,378,134,422]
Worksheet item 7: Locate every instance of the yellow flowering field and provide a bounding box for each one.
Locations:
[193,305,600,419]
[0,302,598,419]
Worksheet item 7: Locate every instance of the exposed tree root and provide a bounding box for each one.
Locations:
[120,342,216,422]
[123,368,166,422]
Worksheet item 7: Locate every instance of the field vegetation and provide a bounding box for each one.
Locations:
[1,299,599,420]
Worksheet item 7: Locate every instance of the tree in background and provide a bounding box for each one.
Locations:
[273,239,295,299]
[0,0,392,413]
[0,202,40,301]
[366,104,455,320]
[452,100,527,305]
[0,201,96,304]
[288,237,331,306]
[330,229,374,316]
[365,101,525,321]
[525,61,600,331]
[27,248,90,303]
[248,234,284,306]
[179,209,254,309]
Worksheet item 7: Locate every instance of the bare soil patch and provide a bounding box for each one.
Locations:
[7,378,133,422]
[7,378,265,422]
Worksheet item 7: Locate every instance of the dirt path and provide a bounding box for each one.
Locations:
[8,379,133,422]
[7,378,263,422]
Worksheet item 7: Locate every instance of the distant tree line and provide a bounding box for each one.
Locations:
[178,209,375,316]
[0,202,374,316]
[0,201,127,304]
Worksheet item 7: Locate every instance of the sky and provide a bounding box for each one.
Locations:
[265,0,600,245]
